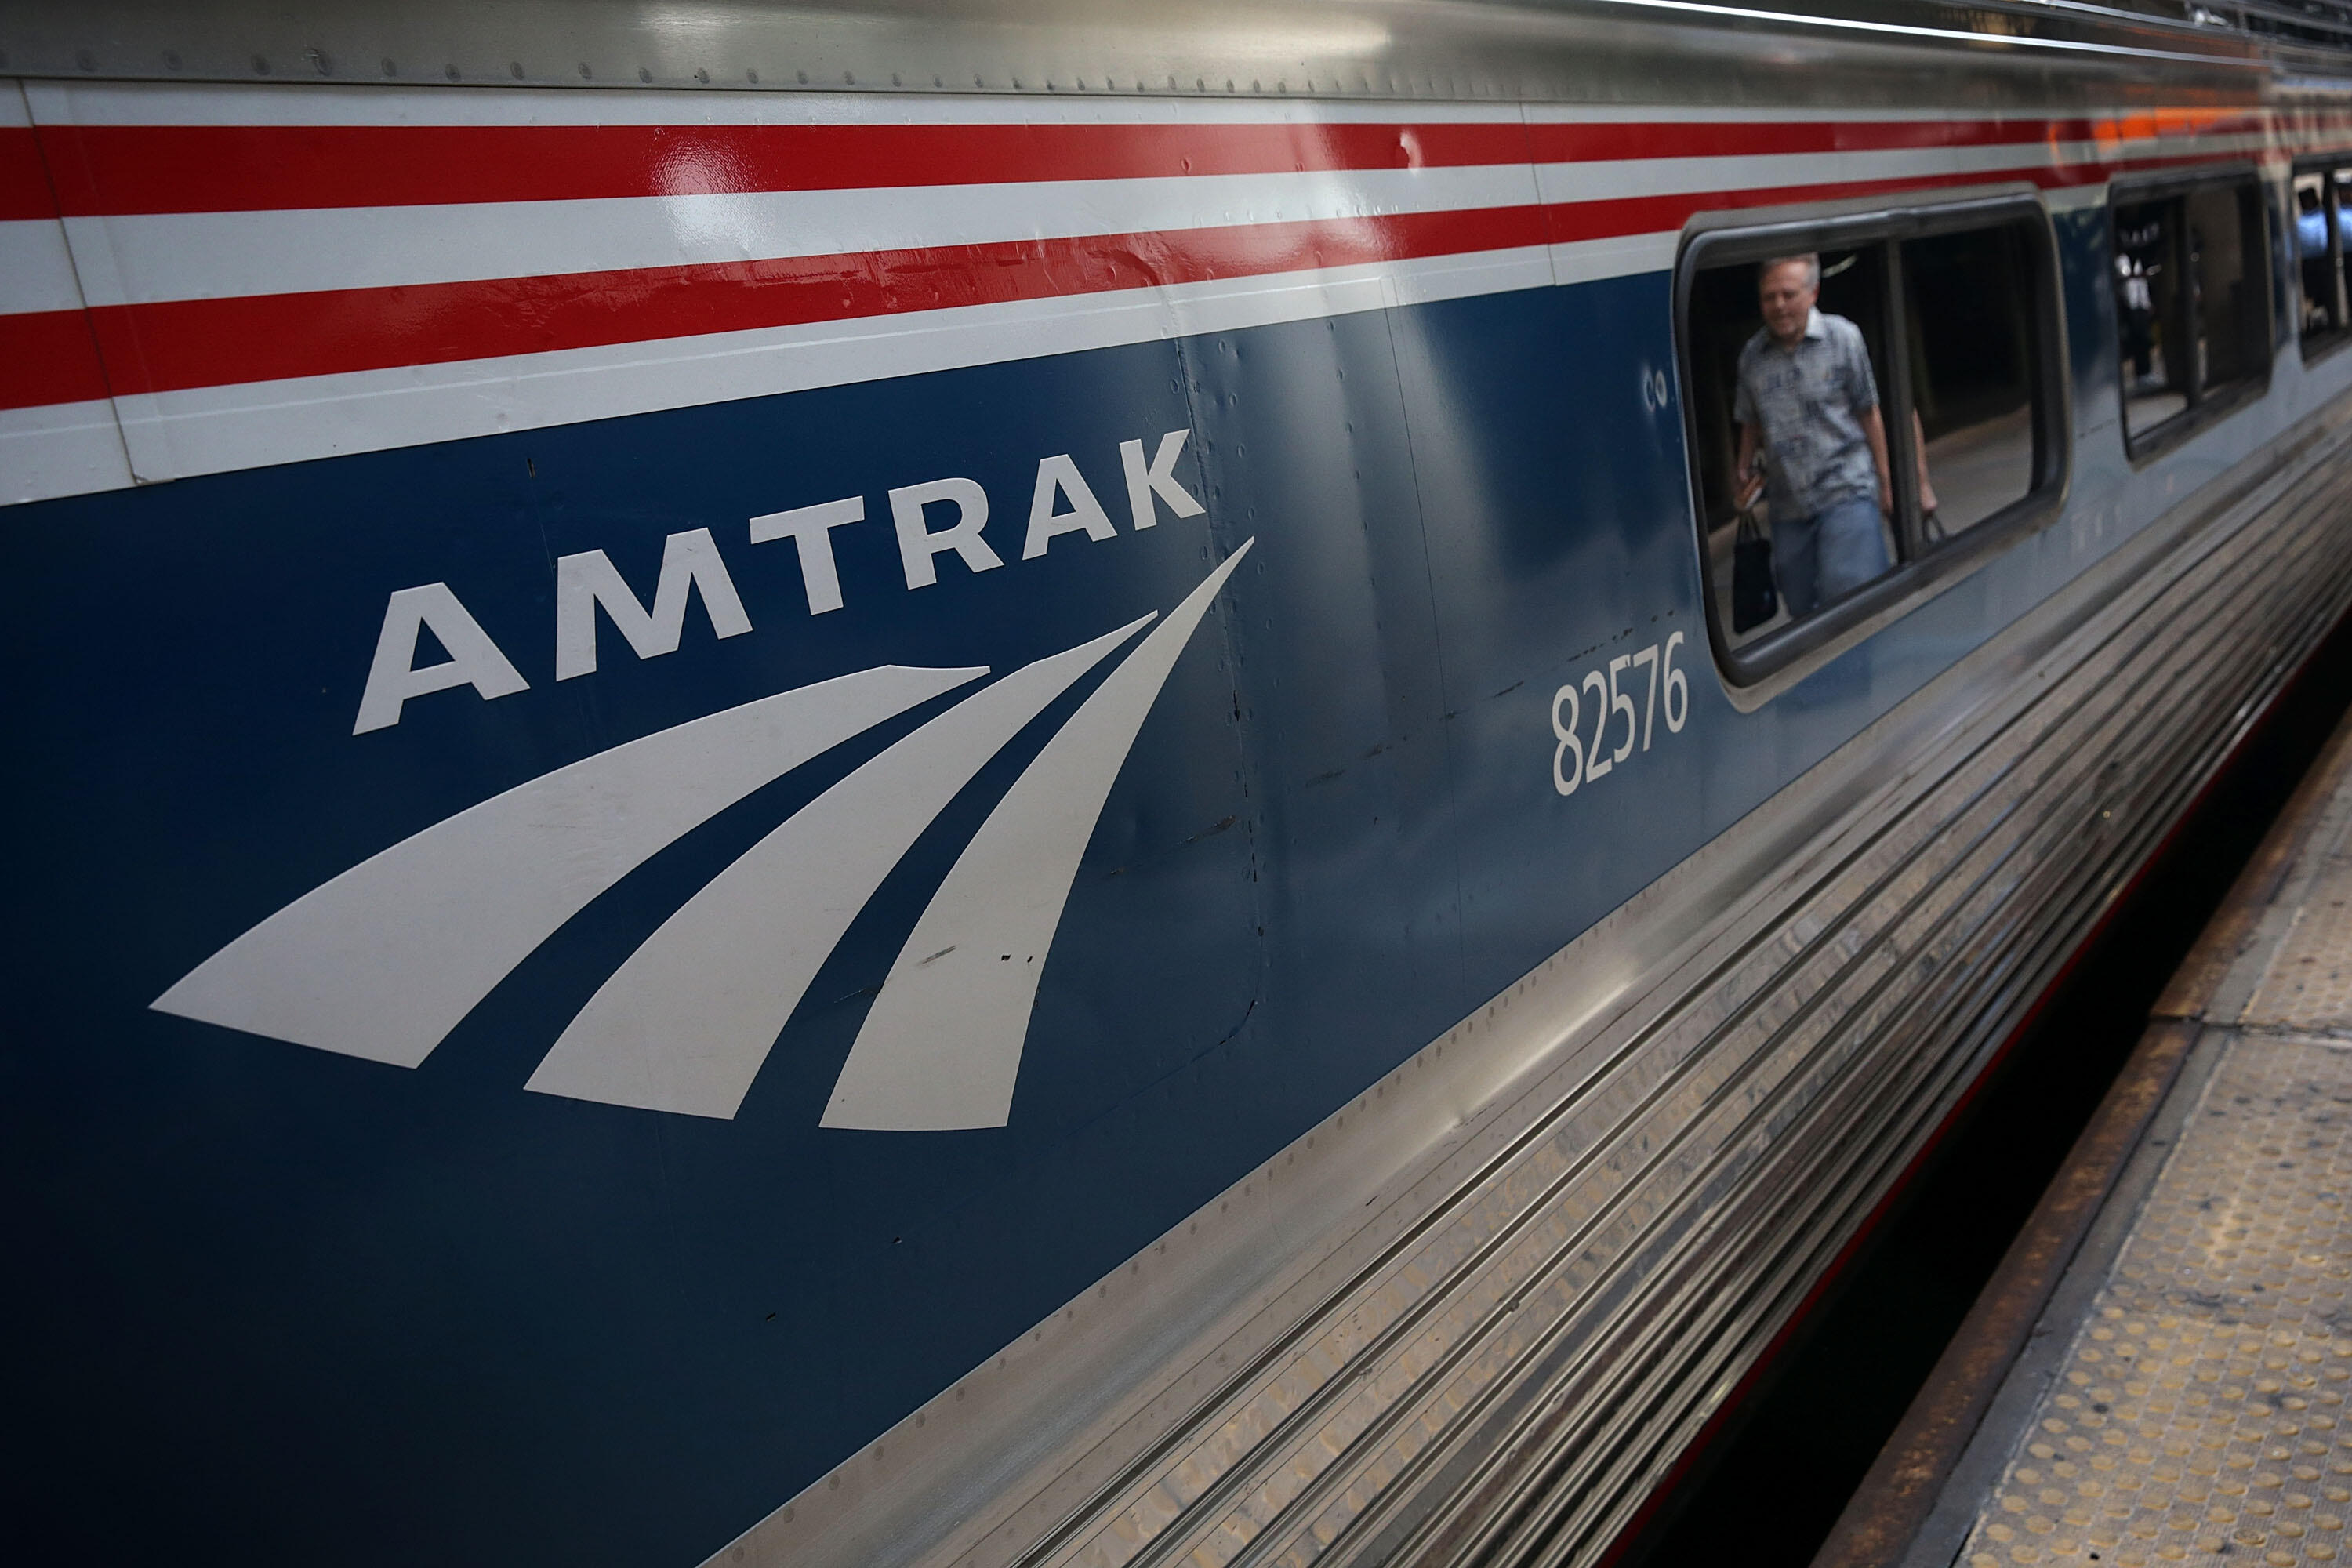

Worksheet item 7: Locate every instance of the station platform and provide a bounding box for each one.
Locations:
[1817,711,2352,1568]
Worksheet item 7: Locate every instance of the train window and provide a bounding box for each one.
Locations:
[1678,194,2067,685]
[2295,162,2350,353]
[2110,172,2270,454]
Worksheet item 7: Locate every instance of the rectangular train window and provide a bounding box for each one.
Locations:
[2295,162,2350,353]
[1678,194,2067,686]
[2111,172,2270,452]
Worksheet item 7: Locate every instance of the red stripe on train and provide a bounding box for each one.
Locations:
[33,111,2321,216]
[1,127,60,220]
[37,122,1534,216]
[1529,116,2103,164]
[0,310,116,409]
[1535,106,2315,163]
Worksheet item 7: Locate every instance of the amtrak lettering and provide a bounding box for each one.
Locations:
[352,429,1205,735]
[155,524,1254,1131]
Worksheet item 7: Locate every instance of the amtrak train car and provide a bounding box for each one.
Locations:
[12,0,2352,1563]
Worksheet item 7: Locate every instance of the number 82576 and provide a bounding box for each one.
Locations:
[1551,630,1688,797]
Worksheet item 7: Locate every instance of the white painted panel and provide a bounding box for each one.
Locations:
[0,397,134,503]
[0,217,91,315]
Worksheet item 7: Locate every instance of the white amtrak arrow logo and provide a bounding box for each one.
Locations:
[154,541,1253,1129]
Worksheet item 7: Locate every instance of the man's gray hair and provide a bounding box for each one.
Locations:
[1760,253,1821,291]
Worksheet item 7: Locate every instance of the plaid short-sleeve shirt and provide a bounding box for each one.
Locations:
[1733,308,1882,521]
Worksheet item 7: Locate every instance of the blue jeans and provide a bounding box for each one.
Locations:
[1774,495,1888,617]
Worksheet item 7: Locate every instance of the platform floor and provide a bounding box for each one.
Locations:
[1938,724,2352,1568]
[1955,1035,2352,1566]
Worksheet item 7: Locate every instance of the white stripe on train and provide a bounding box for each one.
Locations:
[59,163,1546,307]
[49,131,2288,310]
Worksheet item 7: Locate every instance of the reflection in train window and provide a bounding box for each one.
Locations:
[1679,198,2063,677]
[1684,245,1899,647]
[2111,174,2270,451]
[2296,163,2350,351]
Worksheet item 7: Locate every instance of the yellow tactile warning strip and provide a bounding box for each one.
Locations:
[1956,1035,2352,1568]
[2245,853,2352,1033]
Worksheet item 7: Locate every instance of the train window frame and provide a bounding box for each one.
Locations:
[1674,190,2071,695]
[2292,154,2352,364]
[2107,165,2274,463]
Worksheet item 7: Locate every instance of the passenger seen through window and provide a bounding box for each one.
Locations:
[2111,176,2268,449]
[2296,171,2342,340]
[2115,201,2187,430]
[2295,165,2352,350]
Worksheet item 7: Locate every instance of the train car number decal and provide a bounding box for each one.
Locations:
[1551,631,1689,796]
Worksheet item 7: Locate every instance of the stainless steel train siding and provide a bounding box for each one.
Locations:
[8,5,2352,1568]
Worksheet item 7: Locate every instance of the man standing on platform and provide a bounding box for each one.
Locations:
[1733,254,1895,617]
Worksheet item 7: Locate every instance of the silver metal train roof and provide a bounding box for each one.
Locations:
[5,0,2351,107]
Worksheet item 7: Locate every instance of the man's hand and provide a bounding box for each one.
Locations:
[1736,470,1766,510]
[1911,409,1940,518]
[1861,405,1896,520]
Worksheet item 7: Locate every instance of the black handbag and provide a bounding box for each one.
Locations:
[1731,510,1777,632]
